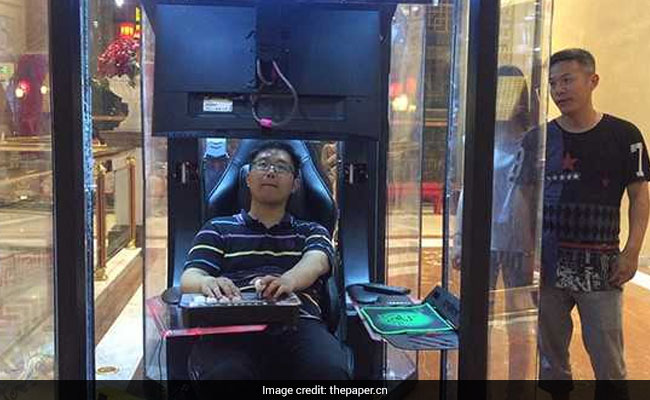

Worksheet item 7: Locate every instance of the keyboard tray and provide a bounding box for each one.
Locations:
[180,292,301,328]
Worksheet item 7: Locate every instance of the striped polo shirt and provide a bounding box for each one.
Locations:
[184,210,336,320]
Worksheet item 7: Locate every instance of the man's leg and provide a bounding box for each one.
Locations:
[280,319,351,380]
[502,252,536,382]
[574,289,626,380]
[538,285,576,381]
[188,336,264,380]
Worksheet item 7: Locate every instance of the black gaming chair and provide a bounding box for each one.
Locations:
[204,139,343,334]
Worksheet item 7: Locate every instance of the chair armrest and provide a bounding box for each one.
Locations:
[324,275,342,333]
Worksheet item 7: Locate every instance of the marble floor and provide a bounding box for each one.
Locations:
[3,206,650,382]
[95,286,143,380]
[388,209,650,381]
[89,208,650,381]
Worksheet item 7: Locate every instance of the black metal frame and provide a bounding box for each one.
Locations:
[457,0,500,385]
[50,0,95,383]
[167,139,202,286]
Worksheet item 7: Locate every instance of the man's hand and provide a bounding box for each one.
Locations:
[253,275,297,300]
[609,249,639,288]
[201,276,241,301]
[612,180,650,288]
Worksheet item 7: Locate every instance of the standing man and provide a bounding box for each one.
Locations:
[529,48,649,393]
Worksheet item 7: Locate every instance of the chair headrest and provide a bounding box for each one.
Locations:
[206,139,338,234]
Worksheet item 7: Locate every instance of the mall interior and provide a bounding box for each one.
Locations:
[1,0,649,396]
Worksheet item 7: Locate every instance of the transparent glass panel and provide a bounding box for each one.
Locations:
[0,0,54,379]
[384,3,426,381]
[486,0,551,381]
[142,136,167,381]
[443,0,470,381]
[551,0,650,380]
[418,0,455,382]
[89,0,144,380]
[140,5,168,381]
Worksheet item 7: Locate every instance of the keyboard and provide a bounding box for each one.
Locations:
[179,292,301,328]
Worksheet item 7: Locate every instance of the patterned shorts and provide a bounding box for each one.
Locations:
[554,246,619,292]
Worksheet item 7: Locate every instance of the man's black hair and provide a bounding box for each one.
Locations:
[550,48,596,73]
[249,141,301,175]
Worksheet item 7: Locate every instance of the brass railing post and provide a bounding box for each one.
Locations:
[94,163,108,281]
[127,156,137,249]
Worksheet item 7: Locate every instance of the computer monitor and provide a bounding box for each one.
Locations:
[152,1,400,140]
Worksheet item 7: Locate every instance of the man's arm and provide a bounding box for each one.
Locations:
[259,250,330,299]
[610,181,650,287]
[179,219,240,300]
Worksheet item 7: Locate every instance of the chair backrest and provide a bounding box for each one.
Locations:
[205,139,337,233]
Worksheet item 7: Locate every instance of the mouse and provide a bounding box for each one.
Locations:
[346,284,379,304]
[161,287,182,305]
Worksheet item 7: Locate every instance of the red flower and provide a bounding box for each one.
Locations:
[97,37,140,87]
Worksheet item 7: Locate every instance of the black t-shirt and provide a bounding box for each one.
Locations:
[542,114,650,245]
[518,114,650,291]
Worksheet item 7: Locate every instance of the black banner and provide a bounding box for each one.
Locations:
[1,380,649,400]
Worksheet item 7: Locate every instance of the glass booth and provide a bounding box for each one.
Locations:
[0,0,552,392]
[136,0,551,388]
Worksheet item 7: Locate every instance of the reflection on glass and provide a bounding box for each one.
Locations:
[143,137,167,380]
[385,4,426,381]
[442,0,550,383]
[0,0,54,379]
[443,0,470,382]
[90,0,142,137]
[486,0,551,382]
[445,0,469,302]
[142,6,168,379]
[419,1,455,381]
[89,0,145,380]
[487,65,536,381]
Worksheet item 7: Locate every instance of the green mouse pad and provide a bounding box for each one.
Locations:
[358,303,454,336]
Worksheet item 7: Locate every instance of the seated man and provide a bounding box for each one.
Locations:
[180,141,350,380]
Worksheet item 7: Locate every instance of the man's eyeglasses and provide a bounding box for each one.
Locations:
[251,159,295,175]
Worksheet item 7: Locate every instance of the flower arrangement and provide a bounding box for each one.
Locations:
[96,37,140,88]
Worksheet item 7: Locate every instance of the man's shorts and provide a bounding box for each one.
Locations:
[554,246,618,292]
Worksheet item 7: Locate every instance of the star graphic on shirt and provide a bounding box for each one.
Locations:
[562,152,578,171]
